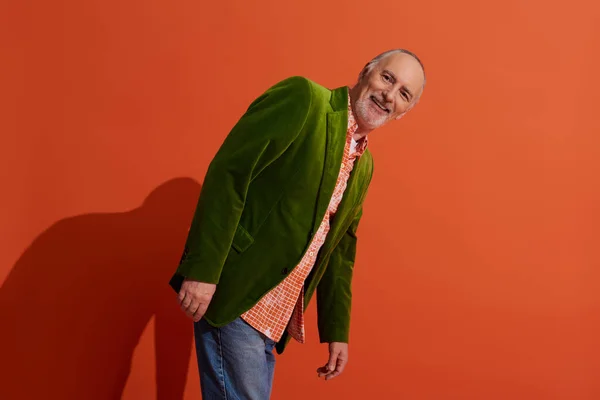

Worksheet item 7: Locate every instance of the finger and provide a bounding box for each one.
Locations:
[326,367,342,380]
[326,370,340,380]
[317,363,334,377]
[318,363,335,378]
[192,302,208,322]
[180,294,193,309]
[336,354,347,374]
[326,359,347,381]
[180,297,195,314]
[184,300,200,318]
[180,301,193,316]
[177,290,186,305]
[327,349,340,373]
[183,297,200,315]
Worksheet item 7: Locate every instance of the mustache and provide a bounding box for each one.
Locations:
[370,95,388,104]
[369,95,390,113]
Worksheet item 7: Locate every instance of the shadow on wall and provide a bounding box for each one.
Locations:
[0,177,201,400]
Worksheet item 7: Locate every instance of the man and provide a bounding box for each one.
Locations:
[169,49,426,399]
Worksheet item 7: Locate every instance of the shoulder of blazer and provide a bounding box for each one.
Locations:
[246,76,314,113]
[305,79,334,106]
[280,76,335,111]
[265,77,351,116]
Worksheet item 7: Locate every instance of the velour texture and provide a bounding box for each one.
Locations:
[170,76,373,354]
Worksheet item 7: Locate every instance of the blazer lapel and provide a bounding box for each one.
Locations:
[319,154,367,256]
[311,86,349,234]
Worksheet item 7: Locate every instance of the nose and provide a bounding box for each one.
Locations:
[382,89,393,103]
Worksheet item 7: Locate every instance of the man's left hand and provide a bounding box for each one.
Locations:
[317,342,348,381]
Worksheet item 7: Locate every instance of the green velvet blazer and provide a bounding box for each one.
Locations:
[169,76,374,354]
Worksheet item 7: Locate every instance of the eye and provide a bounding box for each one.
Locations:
[400,91,409,101]
[382,74,391,82]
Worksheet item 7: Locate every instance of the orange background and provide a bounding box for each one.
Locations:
[1,0,599,399]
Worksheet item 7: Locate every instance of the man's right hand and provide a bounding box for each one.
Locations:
[178,279,217,322]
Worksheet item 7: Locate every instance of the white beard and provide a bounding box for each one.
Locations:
[355,97,389,129]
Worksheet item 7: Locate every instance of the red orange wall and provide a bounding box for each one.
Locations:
[1,0,599,399]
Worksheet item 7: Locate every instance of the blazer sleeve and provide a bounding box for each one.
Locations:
[316,207,363,344]
[175,76,313,284]
[316,153,374,344]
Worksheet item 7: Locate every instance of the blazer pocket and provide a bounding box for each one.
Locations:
[231,224,254,253]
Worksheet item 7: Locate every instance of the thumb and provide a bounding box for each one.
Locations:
[328,348,339,371]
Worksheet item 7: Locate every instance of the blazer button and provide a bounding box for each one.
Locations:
[281,268,288,275]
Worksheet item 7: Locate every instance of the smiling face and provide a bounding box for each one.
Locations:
[350,52,425,134]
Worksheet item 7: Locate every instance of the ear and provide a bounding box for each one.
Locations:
[359,62,374,82]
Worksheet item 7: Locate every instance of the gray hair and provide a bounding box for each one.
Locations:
[359,49,426,110]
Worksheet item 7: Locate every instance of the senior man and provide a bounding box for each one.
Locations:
[170,48,426,399]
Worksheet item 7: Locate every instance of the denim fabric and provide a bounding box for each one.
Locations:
[194,317,276,400]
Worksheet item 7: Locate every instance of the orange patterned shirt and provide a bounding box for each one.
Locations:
[241,93,368,343]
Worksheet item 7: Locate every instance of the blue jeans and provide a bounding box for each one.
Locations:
[194,317,277,400]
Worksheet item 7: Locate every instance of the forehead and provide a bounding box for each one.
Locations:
[376,52,424,93]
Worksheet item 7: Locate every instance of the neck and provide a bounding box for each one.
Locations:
[353,129,369,141]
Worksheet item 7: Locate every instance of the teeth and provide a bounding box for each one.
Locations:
[372,97,388,112]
